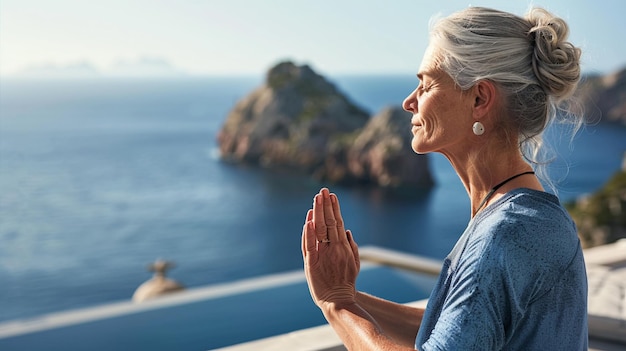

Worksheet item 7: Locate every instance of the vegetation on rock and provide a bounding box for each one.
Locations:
[566,166,626,248]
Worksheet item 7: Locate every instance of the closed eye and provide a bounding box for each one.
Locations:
[417,81,430,93]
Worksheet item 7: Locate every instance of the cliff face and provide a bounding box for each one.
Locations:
[347,107,434,189]
[578,67,626,125]
[217,61,369,170]
[217,61,433,191]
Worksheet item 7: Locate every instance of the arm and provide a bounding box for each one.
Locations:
[302,188,422,350]
[356,292,424,347]
[321,301,418,351]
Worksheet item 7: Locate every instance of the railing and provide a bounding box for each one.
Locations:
[3,244,623,351]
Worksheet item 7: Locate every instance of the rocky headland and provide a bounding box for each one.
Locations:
[217,61,434,192]
[566,67,626,247]
[578,67,626,125]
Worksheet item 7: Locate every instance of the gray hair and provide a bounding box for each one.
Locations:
[429,7,583,185]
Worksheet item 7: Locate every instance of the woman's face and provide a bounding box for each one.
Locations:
[402,45,474,156]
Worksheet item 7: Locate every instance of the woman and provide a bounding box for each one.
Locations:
[301,6,587,351]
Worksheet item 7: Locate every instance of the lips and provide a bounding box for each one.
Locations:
[410,115,421,127]
[411,116,422,132]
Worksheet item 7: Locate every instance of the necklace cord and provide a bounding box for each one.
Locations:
[475,171,535,215]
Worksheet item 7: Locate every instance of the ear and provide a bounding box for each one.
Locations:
[471,80,497,120]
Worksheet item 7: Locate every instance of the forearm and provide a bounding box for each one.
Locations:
[356,291,424,348]
[322,302,417,351]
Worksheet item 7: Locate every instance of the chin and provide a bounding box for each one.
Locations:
[411,142,431,155]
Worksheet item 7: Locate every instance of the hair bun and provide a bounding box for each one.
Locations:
[527,8,581,100]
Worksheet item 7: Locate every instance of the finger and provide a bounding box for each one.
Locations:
[330,193,346,243]
[303,221,318,264]
[321,188,340,242]
[313,192,328,241]
[301,225,306,258]
[302,210,313,258]
[346,230,360,270]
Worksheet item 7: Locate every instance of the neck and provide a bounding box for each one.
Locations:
[441,147,543,218]
[474,170,535,215]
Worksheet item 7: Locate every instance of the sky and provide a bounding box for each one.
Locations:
[1,0,625,77]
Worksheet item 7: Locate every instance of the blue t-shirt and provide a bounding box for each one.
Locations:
[415,188,588,350]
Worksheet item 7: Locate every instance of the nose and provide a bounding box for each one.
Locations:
[402,88,418,113]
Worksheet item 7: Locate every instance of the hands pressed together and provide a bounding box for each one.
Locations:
[301,188,360,310]
[301,188,424,350]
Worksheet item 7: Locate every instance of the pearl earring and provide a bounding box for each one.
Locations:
[472,122,485,136]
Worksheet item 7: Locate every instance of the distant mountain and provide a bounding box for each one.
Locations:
[13,57,185,79]
[106,57,185,77]
[578,67,626,125]
[17,61,100,78]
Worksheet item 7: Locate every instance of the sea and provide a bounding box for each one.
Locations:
[1,74,625,327]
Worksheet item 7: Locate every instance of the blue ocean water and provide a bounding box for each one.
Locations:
[0,75,625,325]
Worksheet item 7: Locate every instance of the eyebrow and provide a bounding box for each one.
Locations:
[416,69,436,81]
